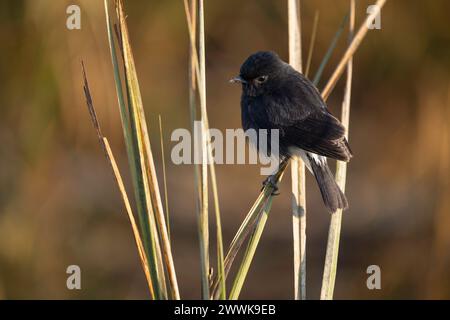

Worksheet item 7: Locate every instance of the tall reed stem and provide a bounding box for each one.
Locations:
[288,0,306,301]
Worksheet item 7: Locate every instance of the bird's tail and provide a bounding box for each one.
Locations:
[307,154,348,213]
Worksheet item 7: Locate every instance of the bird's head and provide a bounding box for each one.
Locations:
[230,51,286,97]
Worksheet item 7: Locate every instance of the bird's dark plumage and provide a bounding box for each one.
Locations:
[233,51,352,212]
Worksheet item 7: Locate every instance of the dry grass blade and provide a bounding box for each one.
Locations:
[211,191,269,298]
[81,62,154,298]
[185,0,209,299]
[187,0,201,222]
[320,0,355,300]
[288,0,306,301]
[158,115,171,241]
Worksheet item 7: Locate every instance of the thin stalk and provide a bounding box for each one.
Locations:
[187,0,202,243]
[184,0,226,299]
[288,0,306,300]
[102,137,155,298]
[184,0,210,299]
[198,0,226,299]
[210,159,289,299]
[229,198,274,300]
[312,13,349,87]
[320,0,355,300]
[116,0,182,299]
[322,0,387,100]
[225,160,289,300]
[105,0,167,299]
[186,0,209,299]
[82,62,154,298]
[305,11,319,78]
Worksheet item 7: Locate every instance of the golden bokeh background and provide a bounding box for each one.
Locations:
[0,0,449,299]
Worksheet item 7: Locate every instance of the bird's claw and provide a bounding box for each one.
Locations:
[261,175,280,196]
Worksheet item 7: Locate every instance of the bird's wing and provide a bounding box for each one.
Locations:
[282,111,353,161]
[257,87,352,161]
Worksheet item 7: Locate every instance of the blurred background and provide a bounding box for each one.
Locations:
[0,0,449,299]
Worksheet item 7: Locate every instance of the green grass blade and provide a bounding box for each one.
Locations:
[229,198,273,300]
[305,11,319,78]
[320,0,387,299]
[118,0,184,299]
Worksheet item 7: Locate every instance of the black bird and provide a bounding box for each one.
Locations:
[231,51,352,212]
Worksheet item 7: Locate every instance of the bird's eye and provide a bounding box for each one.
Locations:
[255,75,268,83]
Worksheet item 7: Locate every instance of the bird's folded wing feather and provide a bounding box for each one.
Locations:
[257,93,352,161]
[283,113,352,161]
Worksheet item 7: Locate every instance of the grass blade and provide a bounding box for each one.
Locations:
[305,11,319,78]
[320,0,388,299]
[322,0,387,100]
[158,115,171,241]
[184,0,226,299]
[81,62,154,298]
[105,0,167,298]
[186,0,210,300]
[312,13,349,87]
[216,0,385,299]
[229,198,274,300]
[211,159,289,299]
[320,0,355,300]
[288,0,306,301]
[198,0,211,299]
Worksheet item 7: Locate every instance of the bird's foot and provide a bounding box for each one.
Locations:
[261,174,280,196]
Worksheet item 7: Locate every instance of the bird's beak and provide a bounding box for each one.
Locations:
[229,75,247,84]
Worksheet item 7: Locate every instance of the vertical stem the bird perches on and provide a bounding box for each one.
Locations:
[288,0,306,300]
[320,0,355,300]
